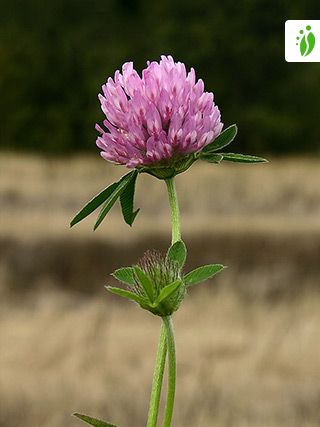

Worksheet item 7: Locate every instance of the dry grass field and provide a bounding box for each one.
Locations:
[1,153,320,427]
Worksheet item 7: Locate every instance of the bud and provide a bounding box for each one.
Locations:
[108,249,186,317]
[107,240,225,316]
[135,250,185,316]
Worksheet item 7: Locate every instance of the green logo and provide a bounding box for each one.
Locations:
[296,25,316,56]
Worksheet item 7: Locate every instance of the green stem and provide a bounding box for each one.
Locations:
[165,178,181,244]
[162,178,179,427]
[147,325,167,427]
[146,177,180,427]
[162,316,176,427]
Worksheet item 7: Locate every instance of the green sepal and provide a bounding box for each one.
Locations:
[166,240,187,269]
[139,155,196,180]
[199,153,223,164]
[221,153,268,163]
[184,264,225,286]
[120,171,139,226]
[153,280,182,306]
[112,267,136,286]
[94,171,137,230]
[70,181,118,227]
[202,124,238,153]
[105,286,147,305]
[73,413,118,427]
[134,266,154,302]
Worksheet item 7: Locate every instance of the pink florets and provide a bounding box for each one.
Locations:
[96,56,223,168]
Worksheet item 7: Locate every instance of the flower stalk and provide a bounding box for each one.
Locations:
[147,177,180,427]
[162,316,176,427]
[165,178,181,244]
[147,325,167,427]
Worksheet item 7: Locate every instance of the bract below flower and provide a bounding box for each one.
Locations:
[96,56,223,175]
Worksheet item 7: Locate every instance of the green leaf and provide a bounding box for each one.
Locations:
[184,264,225,286]
[94,171,137,230]
[120,172,140,226]
[134,266,154,302]
[221,153,268,163]
[166,240,187,269]
[199,153,223,164]
[70,181,119,227]
[300,34,307,56]
[112,267,136,286]
[154,280,182,305]
[300,32,315,57]
[306,32,316,56]
[73,413,118,427]
[105,286,146,305]
[202,124,238,153]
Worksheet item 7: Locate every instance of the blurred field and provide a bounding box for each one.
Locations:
[1,154,320,427]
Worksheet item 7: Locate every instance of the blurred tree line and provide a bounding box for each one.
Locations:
[0,0,319,155]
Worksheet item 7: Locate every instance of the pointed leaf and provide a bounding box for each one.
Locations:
[70,182,119,227]
[120,172,140,226]
[184,264,225,286]
[202,124,238,153]
[199,153,223,164]
[306,32,316,56]
[106,286,146,305]
[134,266,154,302]
[300,34,307,56]
[154,280,182,305]
[221,153,268,163]
[73,413,118,427]
[94,171,137,230]
[112,267,136,286]
[166,240,187,269]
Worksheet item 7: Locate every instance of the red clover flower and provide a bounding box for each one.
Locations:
[96,56,223,170]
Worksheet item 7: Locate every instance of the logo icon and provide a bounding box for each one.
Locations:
[296,25,316,56]
[285,20,320,62]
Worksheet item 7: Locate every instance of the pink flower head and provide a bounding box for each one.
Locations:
[96,56,223,169]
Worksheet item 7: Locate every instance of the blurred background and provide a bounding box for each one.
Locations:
[1,1,320,426]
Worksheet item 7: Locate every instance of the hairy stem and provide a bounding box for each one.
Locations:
[146,177,180,427]
[147,325,167,427]
[162,316,176,427]
[165,178,181,244]
[162,177,179,426]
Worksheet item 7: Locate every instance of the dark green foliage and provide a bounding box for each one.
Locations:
[202,125,238,153]
[94,171,137,230]
[120,172,139,226]
[1,0,319,155]
[70,170,137,229]
[220,153,268,163]
[199,153,223,164]
[70,182,119,227]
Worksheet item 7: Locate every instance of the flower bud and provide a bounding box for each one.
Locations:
[135,250,186,316]
[109,249,186,317]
